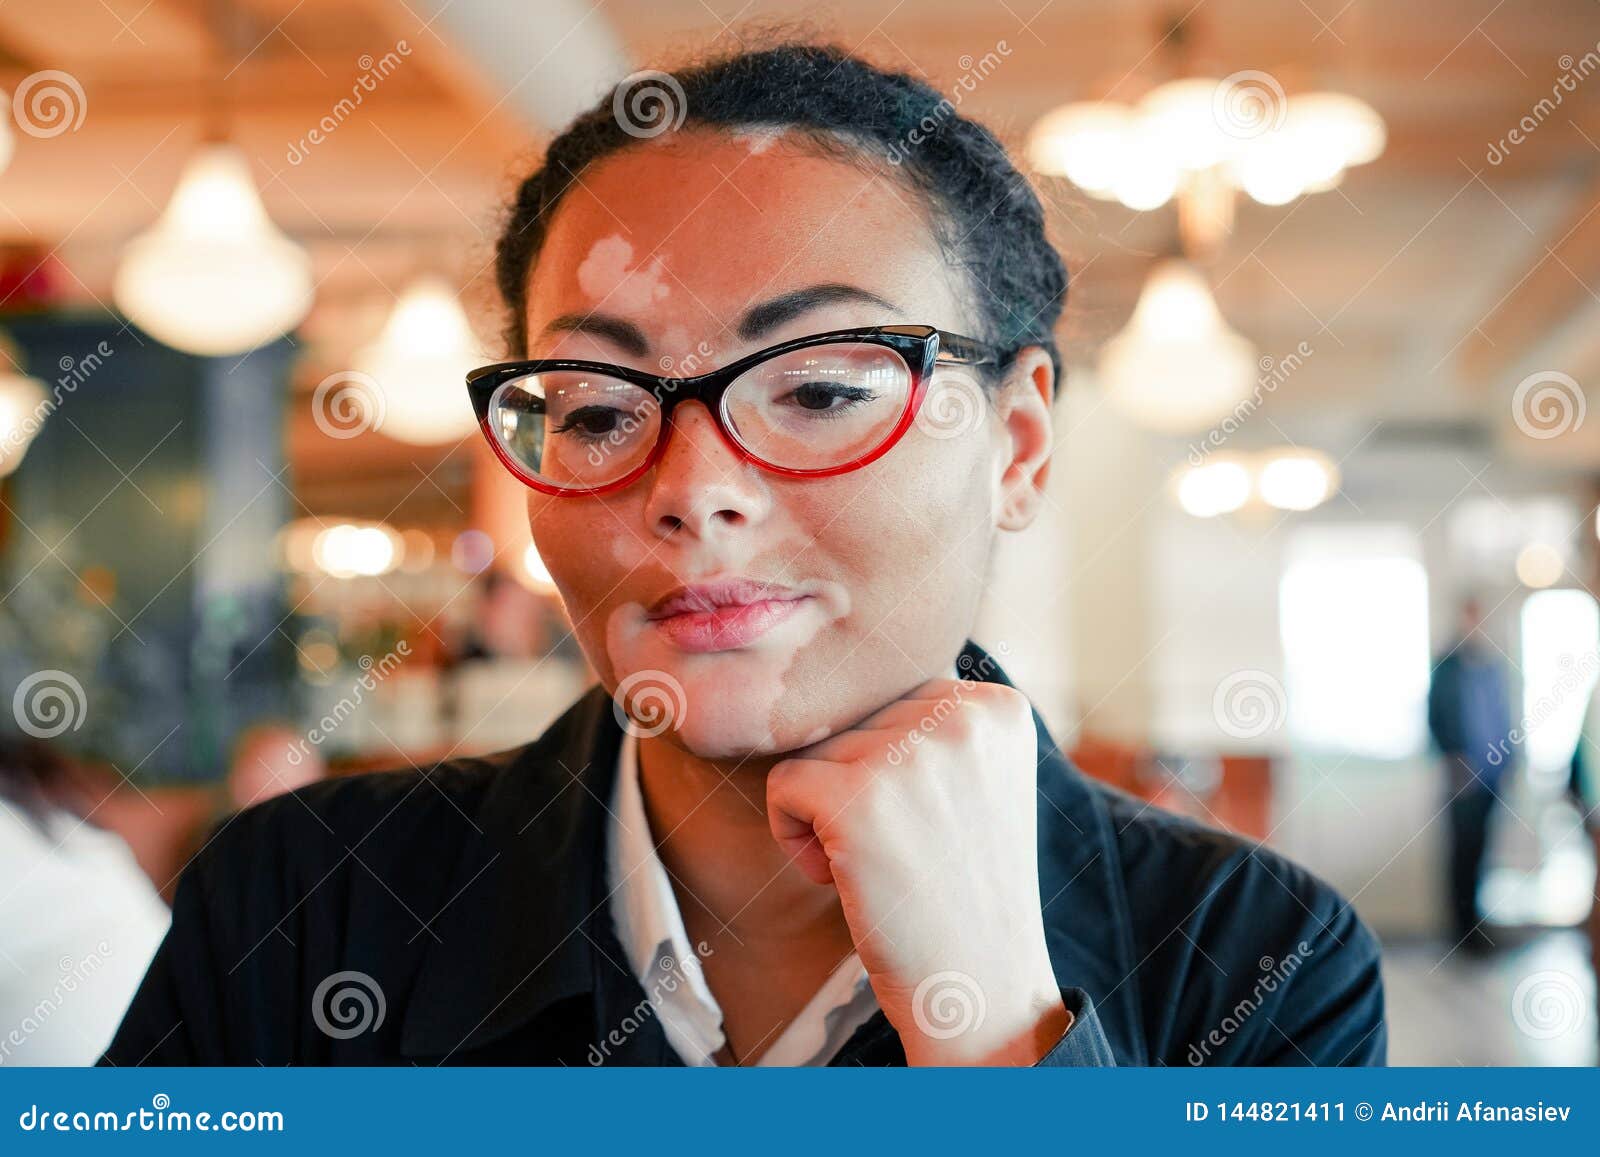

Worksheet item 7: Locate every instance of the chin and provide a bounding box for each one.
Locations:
[666,702,838,763]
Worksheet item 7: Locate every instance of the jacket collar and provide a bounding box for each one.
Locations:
[400,639,1144,1061]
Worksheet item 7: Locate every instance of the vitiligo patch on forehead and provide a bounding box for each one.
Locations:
[576,234,670,312]
[729,125,787,155]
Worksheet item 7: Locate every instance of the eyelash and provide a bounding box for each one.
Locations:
[777,383,878,416]
[548,383,879,441]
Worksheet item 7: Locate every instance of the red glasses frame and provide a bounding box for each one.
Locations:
[464,323,1008,497]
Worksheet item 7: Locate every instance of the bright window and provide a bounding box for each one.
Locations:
[1518,588,1600,781]
[1279,526,1431,758]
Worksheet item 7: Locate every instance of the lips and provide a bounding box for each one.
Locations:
[646,578,812,652]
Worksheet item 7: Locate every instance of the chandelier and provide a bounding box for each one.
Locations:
[1027,75,1385,216]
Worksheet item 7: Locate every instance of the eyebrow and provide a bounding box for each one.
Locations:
[535,282,899,357]
[734,283,899,341]
[537,314,649,357]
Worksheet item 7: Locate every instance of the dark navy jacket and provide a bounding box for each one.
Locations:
[102,640,1386,1067]
[1427,645,1514,786]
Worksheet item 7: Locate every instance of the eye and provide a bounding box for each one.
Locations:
[782,382,877,414]
[553,405,628,438]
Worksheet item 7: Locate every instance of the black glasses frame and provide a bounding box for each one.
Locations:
[465,324,1010,495]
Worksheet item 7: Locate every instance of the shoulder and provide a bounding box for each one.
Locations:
[1095,778,1376,955]
[181,749,518,918]
[1091,780,1386,1064]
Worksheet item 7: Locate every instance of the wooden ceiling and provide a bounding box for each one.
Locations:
[1,0,1597,522]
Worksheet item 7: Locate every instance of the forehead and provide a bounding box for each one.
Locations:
[525,130,970,346]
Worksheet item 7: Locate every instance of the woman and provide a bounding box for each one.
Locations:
[104,42,1385,1067]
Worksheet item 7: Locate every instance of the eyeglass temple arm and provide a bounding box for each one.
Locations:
[935,330,1011,368]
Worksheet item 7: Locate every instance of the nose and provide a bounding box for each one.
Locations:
[641,401,771,541]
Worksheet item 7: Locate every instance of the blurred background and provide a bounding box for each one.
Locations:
[1,0,1598,1065]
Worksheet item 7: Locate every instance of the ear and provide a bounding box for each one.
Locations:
[992,345,1056,532]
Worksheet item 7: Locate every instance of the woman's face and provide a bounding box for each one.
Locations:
[522,130,1049,760]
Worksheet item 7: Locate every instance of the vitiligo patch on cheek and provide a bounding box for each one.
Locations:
[576,234,670,313]
[601,581,854,758]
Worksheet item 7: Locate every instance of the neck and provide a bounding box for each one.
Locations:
[635,735,843,944]
[631,651,976,944]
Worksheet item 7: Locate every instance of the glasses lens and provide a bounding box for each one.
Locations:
[722,342,912,471]
[489,371,659,490]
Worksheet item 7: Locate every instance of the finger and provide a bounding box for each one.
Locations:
[773,827,834,885]
[766,757,845,885]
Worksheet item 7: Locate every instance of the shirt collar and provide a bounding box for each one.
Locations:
[400,639,1143,1061]
[606,728,725,1062]
[607,728,877,1065]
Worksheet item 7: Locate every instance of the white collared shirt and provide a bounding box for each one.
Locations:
[605,729,880,1065]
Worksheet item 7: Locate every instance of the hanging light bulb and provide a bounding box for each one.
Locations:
[1026,102,1132,194]
[1173,458,1252,517]
[1100,259,1257,433]
[0,334,46,478]
[1258,447,1339,511]
[114,143,313,356]
[351,277,483,445]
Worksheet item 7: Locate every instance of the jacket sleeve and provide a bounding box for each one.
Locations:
[98,853,229,1065]
[1032,988,1118,1066]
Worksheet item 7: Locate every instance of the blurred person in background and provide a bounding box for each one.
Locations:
[457,568,547,662]
[0,736,168,1065]
[225,722,325,813]
[104,39,1385,1068]
[1427,598,1514,955]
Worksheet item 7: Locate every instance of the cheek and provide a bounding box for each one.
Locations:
[743,438,994,743]
[822,436,995,615]
[528,497,645,678]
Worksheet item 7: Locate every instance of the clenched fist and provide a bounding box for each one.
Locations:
[766,677,1072,1065]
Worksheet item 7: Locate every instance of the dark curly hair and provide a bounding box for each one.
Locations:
[493,40,1067,394]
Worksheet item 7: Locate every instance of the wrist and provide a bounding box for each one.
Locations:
[900,968,1070,1067]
